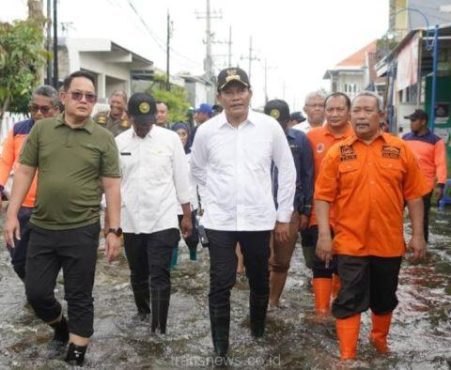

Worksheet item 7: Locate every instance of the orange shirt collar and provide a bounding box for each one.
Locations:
[324,121,353,139]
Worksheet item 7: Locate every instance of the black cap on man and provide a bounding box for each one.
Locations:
[128,92,157,137]
[217,67,251,91]
[264,99,290,129]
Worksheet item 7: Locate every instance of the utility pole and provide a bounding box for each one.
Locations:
[196,0,222,81]
[27,0,46,83]
[46,0,52,85]
[228,26,232,67]
[52,0,58,88]
[264,58,268,104]
[241,36,259,81]
[166,11,171,91]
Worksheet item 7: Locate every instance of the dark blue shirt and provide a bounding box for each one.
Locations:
[273,128,314,215]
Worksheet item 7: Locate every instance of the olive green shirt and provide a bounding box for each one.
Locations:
[19,114,121,230]
[93,111,131,137]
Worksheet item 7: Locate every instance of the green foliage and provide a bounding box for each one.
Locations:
[0,19,48,117]
[146,73,191,123]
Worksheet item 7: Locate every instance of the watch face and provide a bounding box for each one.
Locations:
[110,228,122,237]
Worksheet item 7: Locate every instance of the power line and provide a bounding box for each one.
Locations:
[125,0,200,68]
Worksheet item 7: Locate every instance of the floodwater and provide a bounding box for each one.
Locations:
[0,209,450,369]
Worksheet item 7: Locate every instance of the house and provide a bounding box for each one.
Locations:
[57,38,154,101]
[323,41,384,99]
[375,23,451,171]
[177,73,216,108]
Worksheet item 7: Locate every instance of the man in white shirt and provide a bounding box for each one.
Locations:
[115,93,192,334]
[293,91,326,133]
[191,67,296,358]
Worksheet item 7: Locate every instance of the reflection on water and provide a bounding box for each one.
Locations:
[0,209,450,369]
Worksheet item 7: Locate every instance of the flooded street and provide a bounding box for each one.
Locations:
[0,209,450,369]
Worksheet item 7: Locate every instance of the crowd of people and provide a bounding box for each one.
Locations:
[0,66,447,366]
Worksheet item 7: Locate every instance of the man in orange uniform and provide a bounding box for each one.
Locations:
[315,91,429,360]
[305,92,353,315]
[402,109,448,242]
[0,85,59,282]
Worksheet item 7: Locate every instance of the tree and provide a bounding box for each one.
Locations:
[0,19,48,121]
[146,73,190,123]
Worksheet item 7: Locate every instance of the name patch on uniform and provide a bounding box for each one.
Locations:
[339,145,357,161]
[381,145,400,159]
[120,152,131,156]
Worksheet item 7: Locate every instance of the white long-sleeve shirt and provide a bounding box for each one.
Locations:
[116,126,191,234]
[190,109,296,231]
[177,153,199,215]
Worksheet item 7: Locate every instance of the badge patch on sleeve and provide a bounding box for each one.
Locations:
[339,144,357,161]
[381,145,401,159]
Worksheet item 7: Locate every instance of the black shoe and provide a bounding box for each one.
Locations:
[209,303,230,357]
[65,343,87,367]
[47,316,69,358]
[151,288,171,334]
[249,292,268,338]
[131,286,151,316]
[49,315,69,343]
[46,338,67,359]
[133,312,150,322]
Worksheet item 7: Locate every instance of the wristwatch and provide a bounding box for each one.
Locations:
[107,227,123,237]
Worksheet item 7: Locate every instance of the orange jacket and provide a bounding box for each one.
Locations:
[0,119,37,207]
[306,122,354,227]
[402,130,448,191]
[314,133,429,257]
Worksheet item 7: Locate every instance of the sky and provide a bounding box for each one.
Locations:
[1,0,389,110]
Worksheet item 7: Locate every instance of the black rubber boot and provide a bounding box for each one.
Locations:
[47,315,69,358]
[249,292,269,338]
[209,302,230,358]
[65,343,87,366]
[151,288,171,334]
[132,286,151,319]
[13,264,26,282]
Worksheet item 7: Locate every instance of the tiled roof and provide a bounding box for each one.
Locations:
[335,40,377,68]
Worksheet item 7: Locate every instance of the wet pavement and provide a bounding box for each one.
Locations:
[0,208,450,369]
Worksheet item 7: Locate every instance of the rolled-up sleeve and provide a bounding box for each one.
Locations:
[314,149,339,203]
[271,125,296,222]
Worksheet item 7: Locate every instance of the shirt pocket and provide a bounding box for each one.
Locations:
[148,148,172,181]
[244,139,272,170]
[338,162,359,190]
[380,160,405,184]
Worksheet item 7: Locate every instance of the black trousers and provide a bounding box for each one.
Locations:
[177,211,199,250]
[205,229,271,307]
[300,225,337,278]
[123,229,180,293]
[332,255,402,319]
[423,191,432,243]
[7,206,33,280]
[25,222,100,338]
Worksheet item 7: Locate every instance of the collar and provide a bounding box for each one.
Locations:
[287,128,297,140]
[324,121,353,138]
[55,114,95,134]
[131,124,154,139]
[219,108,255,128]
[348,130,387,145]
[411,129,431,137]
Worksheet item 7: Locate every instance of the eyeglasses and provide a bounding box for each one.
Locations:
[68,91,97,103]
[29,104,52,114]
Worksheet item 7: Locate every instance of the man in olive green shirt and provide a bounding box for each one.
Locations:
[4,71,122,367]
[93,89,130,137]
